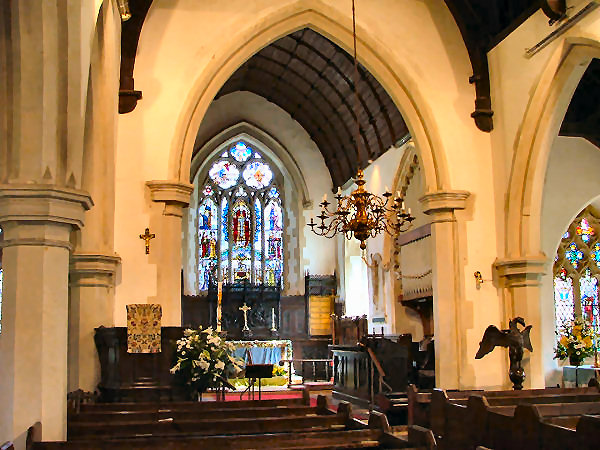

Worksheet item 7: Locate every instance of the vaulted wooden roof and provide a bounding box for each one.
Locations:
[215,28,409,188]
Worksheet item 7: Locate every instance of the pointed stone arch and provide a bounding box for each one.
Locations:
[167,2,449,195]
[505,38,600,260]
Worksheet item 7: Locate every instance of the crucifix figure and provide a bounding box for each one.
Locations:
[239,302,252,334]
[139,228,155,254]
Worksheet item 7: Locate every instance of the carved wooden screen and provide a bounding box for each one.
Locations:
[554,207,600,336]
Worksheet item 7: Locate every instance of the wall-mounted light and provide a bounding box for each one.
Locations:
[117,0,132,21]
[474,271,492,289]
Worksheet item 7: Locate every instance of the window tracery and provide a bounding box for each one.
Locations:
[554,207,600,337]
[197,141,283,290]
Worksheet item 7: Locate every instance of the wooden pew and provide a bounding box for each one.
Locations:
[31,399,435,449]
[431,388,600,450]
[76,389,309,413]
[468,395,600,450]
[428,385,600,439]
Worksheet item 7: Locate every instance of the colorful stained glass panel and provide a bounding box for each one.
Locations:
[231,142,252,162]
[593,243,600,268]
[577,218,595,243]
[565,242,584,268]
[243,162,273,189]
[554,271,574,332]
[580,268,599,332]
[209,160,239,189]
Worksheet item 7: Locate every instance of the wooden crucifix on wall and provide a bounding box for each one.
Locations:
[139,227,155,254]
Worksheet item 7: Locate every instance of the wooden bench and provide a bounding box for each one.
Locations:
[75,389,309,413]
[430,387,600,450]
[469,395,600,450]
[424,385,600,438]
[29,400,436,449]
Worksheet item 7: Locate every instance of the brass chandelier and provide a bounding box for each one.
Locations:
[308,0,414,251]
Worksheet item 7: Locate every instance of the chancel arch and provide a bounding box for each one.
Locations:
[167,3,450,196]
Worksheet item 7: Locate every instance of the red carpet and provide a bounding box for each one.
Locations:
[205,391,303,401]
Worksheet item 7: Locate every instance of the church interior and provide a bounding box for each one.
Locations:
[1,0,600,448]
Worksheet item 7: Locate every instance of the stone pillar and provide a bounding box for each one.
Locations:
[146,181,194,326]
[420,190,470,389]
[494,255,547,388]
[0,186,92,446]
[68,253,120,392]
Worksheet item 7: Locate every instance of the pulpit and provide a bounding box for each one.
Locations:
[94,326,185,402]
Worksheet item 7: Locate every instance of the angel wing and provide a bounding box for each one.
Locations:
[475,325,509,359]
[521,325,533,352]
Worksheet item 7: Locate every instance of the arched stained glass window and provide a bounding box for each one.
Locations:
[197,141,283,289]
[554,207,600,337]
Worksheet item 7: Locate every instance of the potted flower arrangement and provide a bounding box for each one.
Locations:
[170,326,244,399]
[554,318,597,366]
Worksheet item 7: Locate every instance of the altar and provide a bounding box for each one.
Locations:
[230,339,292,365]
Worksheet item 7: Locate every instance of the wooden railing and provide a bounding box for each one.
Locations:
[279,359,333,386]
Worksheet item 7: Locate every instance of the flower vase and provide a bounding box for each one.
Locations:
[569,354,584,366]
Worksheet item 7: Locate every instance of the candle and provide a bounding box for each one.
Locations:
[336,186,342,195]
[217,281,223,332]
[271,307,276,331]
[322,193,328,202]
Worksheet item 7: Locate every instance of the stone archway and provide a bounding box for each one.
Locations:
[167,3,449,195]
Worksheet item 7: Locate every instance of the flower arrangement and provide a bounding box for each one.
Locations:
[554,318,597,366]
[171,326,244,398]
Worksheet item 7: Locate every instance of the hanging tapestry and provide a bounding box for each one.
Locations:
[126,304,162,353]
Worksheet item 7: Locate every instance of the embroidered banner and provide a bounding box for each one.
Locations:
[126,304,162,353]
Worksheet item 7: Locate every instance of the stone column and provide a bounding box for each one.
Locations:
[146,181,194,326]
[494,255,547,388]
[68,253,120,392]
[420,190,470,389]
[0,186,92,446]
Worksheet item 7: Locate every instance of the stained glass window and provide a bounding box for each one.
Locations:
[243,162,273,189]
[209,161,240,189]
[554,269,574,332]
[554,207,600,339]
[577,218,595,243]
[565,242,583,268]
[198,140,283,289]
[593,243,600,268]
[231,141,252,162]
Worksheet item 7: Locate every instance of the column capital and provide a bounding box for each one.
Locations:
[0,184,93,229]
[146,180,194,217]
[494,254,547,288]
[69,253,121,288]
[419,190,470,222]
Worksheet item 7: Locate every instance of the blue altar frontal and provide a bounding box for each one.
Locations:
[230,339,293,366]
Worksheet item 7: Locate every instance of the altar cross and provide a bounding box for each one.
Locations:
[139,228,155,254]
[239,302,251,332]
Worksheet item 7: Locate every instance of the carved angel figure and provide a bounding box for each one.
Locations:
[475,317,533,390]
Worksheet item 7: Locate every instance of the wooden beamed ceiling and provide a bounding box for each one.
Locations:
[214,29,408,188]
